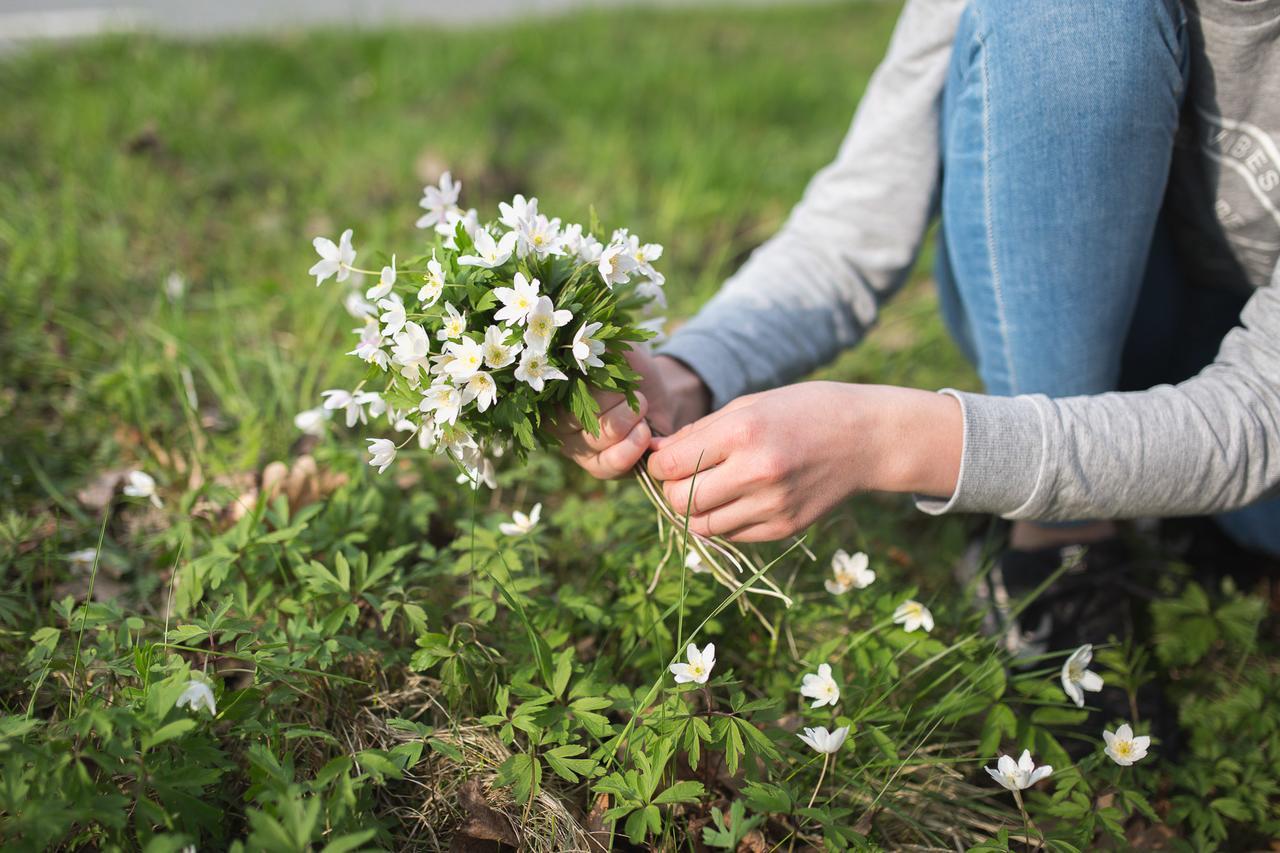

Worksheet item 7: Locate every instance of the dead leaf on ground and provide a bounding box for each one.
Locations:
[737,829,767,853]
[76,469,130,512]
[449,779,519,852]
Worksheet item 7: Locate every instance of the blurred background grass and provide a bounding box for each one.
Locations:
[0,0,974,558]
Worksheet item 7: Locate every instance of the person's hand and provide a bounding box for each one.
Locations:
[646,382,962,541]
[552,349,711,479]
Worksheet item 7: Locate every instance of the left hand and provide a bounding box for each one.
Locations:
[645,382,962,542]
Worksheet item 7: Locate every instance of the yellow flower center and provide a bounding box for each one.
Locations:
[1115,742,1132,757]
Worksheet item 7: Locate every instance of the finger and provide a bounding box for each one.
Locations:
[649,395,756,452]
[647,414,740,481]
[557,393,647,455]
[683,497,771,539]
[590,420,652,479]
[721,520,792,544]
[661,467,743,517]
[551,391,628,435]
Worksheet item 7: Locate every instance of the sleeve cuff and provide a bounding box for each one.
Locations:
[657,330,752,411]
[914,389,1046,516]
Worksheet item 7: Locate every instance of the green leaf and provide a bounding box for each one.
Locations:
[544,744,596,783]
[142,718,196,751]
[497,753,542,805]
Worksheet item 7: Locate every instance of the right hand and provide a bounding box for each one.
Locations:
[552,348,710,479]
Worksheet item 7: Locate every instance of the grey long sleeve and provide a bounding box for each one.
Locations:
[659,0,965,409]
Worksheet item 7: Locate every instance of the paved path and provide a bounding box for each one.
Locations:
[0,0,831,50]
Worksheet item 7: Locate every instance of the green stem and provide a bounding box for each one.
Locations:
[807,753,830,809]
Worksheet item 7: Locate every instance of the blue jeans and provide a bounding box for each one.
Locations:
[935,0,1280,556]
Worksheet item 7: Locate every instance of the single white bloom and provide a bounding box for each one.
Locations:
[597,242,638,287]
[893,599,934,633]
[523,295,573,352]
[457,445,497,490]
[685,550,709,574]
[309,229,356,286]
[445,337,486,381]
[436,207,479,249]
[462,371,498,412]
[176,680,217,716]
[669,642,716,685]
[349,322,390,370]
[437,302,467,342]
[800,663,841,709]
[825,550,876,595]
[571,321,605,372]
[513,349,567,392]
[458,229,517,269]
[797,725,849,755]
[1103,723,1150,766]
[498,194,538,229]
[164,272,186,302]
[516,213,564,260]
[391,322,432,384]
[378,297,407,339]
[415,171,462,229]
[123,470,163,508]
[435,421,477,457]
[1061,644,1105,708]
[366,254,397,300]
[575,230,604,264]
[64,548,99,571]
[418,252,446,306]
[356,390,386,420]
[635,276,667,308]
[293,406,330,437]
[985,749,1052,792]
[321,389,364,428]
[492,272,541,327]
[366,438,396,473]
[344,291,377,320]
[482,324,522,369]
[419,382,462,425]
[499,502,542,536]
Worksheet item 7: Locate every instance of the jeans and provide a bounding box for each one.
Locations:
[934,0,1280,556]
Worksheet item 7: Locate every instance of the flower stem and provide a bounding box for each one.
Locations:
[807,754,830,809]
[1011,789,1043,851]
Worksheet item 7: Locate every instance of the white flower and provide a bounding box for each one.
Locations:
[64,548,99,571]
[482,324,522,369]
[493,272,541,327]
[669,642,716,685]
[458,228,517,269]
[176,680,217,716]
[1103,723,1150,766]
[597,241,638,287]
[445,337,486,381]
[164,272,186,302]
[366,254,397,300]
[797,725,849,755]
[418,252,446,307]
[516,213,564,260]
[437,302,467,342]
[562,224,603,264]
[344,291,377,320]
[457,445,497,490]
[523,295,573,352]
[378,296,407,339]
[498,194,538,229]
[570,321,605,372]
[391,322,432,384]
[415,171,462,230]
[321,389,370,428]
[462,371,498,412]
[985,750,1052,792]
[436,207,479,249]
[349,322,390,370]
[499,502,542,536]
[825,550,876,595]
[419,382,462,425]
[1061,644,1104,708]
[513,349,567,392]
[366,438,396,473]
[685,550,709,574]
[800,663,841,709]
[893,599,934,633]
[123,470,163,508]
[357,390,387,420]
[293,407,330,437]
[309,229,356,286]
[635,277,667,308]
[625,233,664,279]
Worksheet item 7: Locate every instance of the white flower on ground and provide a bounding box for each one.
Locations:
[367,438,396,473]
[597,242,638,287]
[462,371,498,412]
[418,252,446,306]
[669,642,716,685]
[514,349,567,392]
[349,322,390,370]
[893,599,934,633]
[985,749,1052,791]
[309,229,356,286]
[176,680,217,715]
[293,407,330,437]
[391,322,431,384]
[800,663,841,709]
[378,296,407,339]
[164,272,186,302]
[344,291,377,320]
[493,272,541,327]
[797,725,849,755]
[444,337,485,381]
[419,382,462,425]
[415,171,462,230]
[482,325,522,369]
[516,213,564,260]
[571,322,605,372]
[498,194,538,229]
[825,549,876,595]
[437,302,467,342]
[1061,644,1104,708]
[123,471,163,508]
[1103,723,1150,766]
[366,254,397,300]
[499,502,541,536]
[523,296,573,352]
[64,548,99,571]
[458,229,517,269]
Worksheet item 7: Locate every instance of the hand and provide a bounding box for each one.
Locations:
[553,349,711,479]
[646,382,962,542]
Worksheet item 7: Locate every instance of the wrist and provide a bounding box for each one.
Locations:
[848,385,963,498]
[654,355,711,429]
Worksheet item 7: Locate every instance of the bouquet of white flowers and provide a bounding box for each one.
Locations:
[306,172,791,624]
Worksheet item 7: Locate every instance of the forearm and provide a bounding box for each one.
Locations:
[845,384,963,500]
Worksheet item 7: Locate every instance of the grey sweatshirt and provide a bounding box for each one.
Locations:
[659,0,1280,521]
